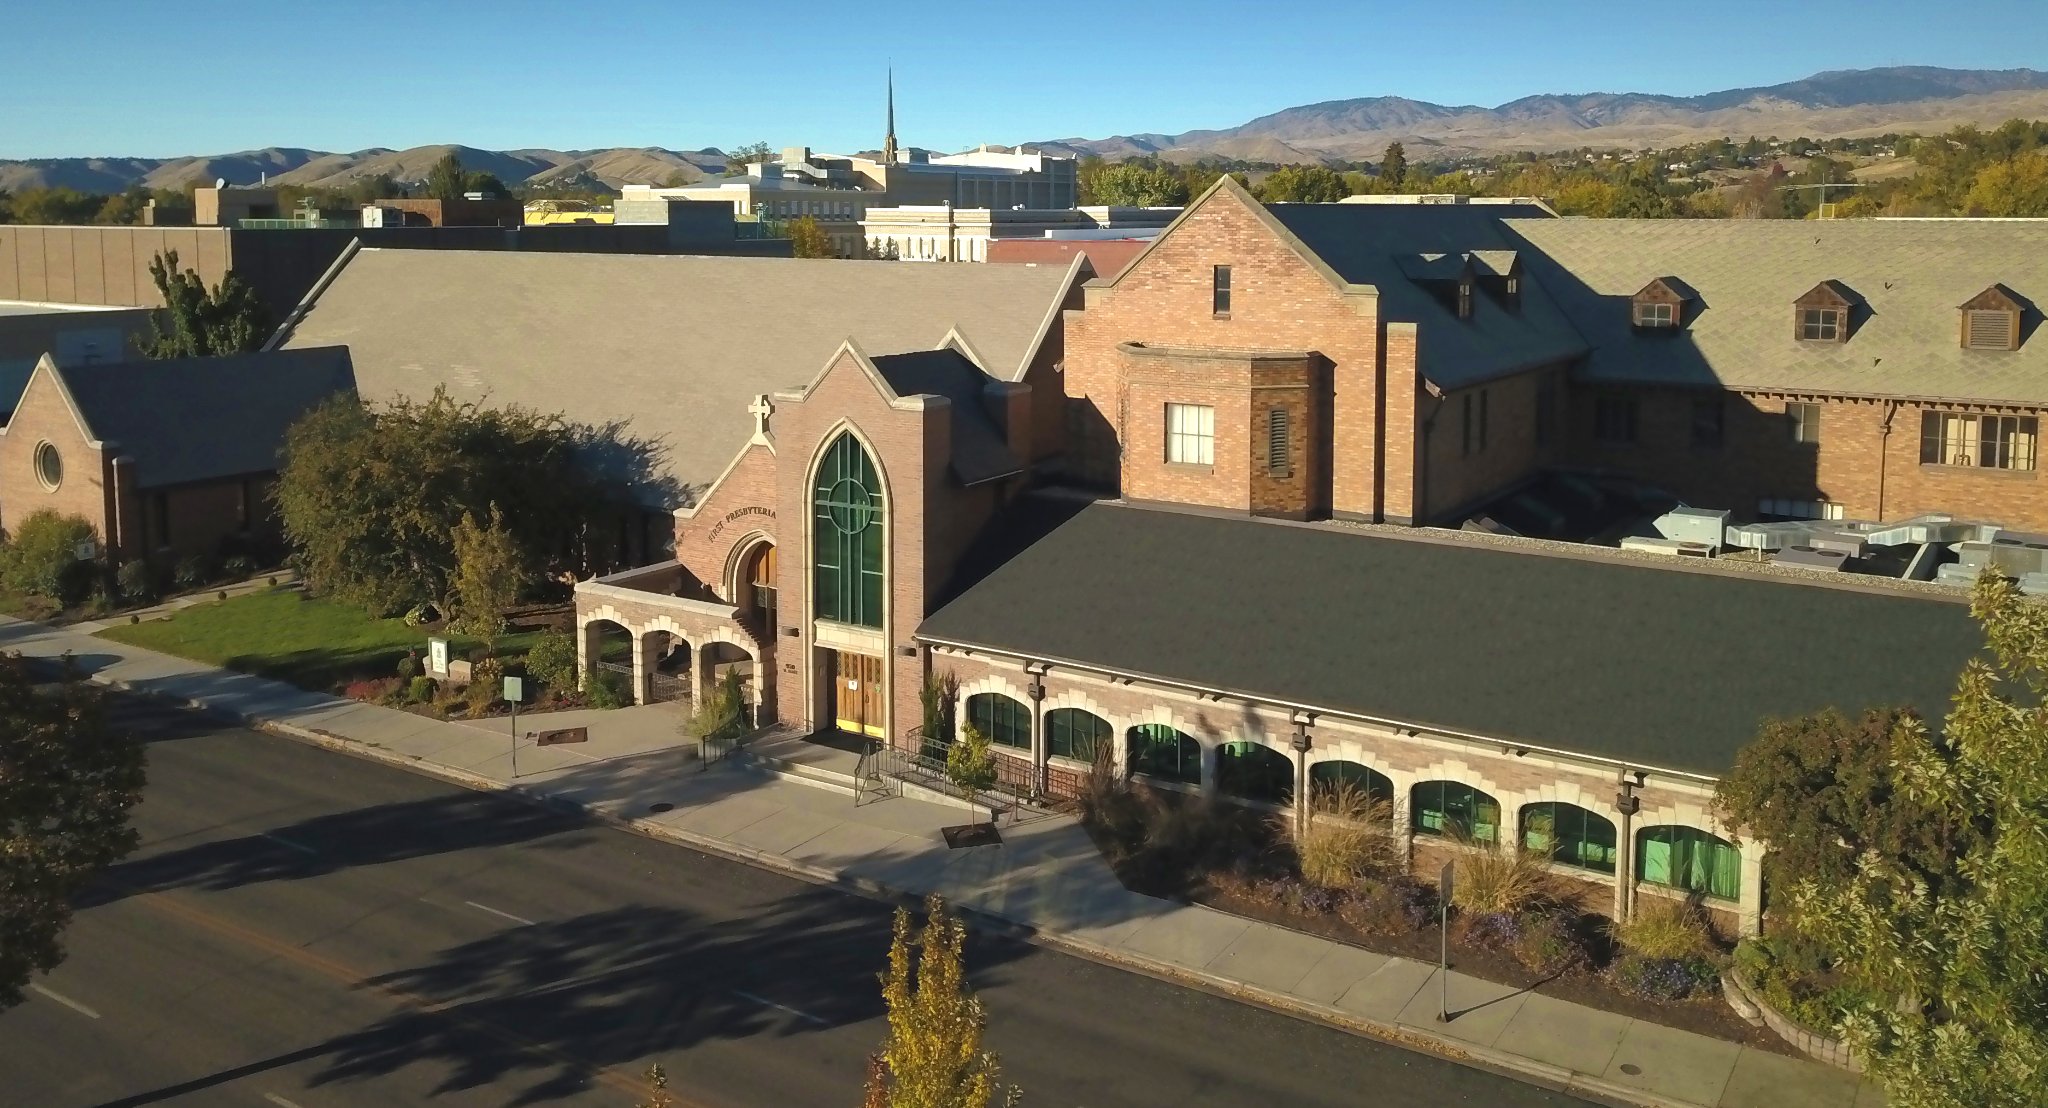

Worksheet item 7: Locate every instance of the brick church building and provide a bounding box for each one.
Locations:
[282,177,2034,934]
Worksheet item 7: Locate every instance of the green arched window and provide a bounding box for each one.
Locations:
[1128,724,1200,785]
[966,693,1031,751]
[1309,761,1394,812]
[1522,802,1617,875]
[813,433,885,627]
[1047,708,1110,763]
[1638,825,1742,900]
[1411,781,1501,843]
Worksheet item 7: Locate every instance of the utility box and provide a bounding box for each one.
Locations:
[1654,506,1728,552]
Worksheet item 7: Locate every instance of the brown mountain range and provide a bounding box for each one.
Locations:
[0,144,731,195]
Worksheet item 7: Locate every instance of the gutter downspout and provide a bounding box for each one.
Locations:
[1876,399,1898,520]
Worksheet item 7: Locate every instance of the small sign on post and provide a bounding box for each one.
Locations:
[427,637,450,678]
[504,674,523,778]
[1437,861,1455,1022]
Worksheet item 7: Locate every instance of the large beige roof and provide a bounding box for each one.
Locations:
[276,248,1077,506]
[1505,217,2048,404]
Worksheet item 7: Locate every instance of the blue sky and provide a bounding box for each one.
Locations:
[9,0,2048,159]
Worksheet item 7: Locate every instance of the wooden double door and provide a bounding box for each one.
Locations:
[831,651,885,738]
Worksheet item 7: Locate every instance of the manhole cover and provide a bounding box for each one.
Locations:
[1619,1063,1642,1076]
[649,803,675,814]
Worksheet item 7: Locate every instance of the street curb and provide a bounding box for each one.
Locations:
[98,675,1700,1108]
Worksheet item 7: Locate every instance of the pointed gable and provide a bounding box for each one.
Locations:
[1960,284,2024,351]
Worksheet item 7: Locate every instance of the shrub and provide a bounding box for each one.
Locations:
[582,668,627,709]
[406,675,436,704]
[344,677,399,702]
[222,554,256,580]
[1450,836,1550,916]
[1459,910,1524,951]
[173,554,211,591]
[1339,875,1438,936]
[1514,912,1595,977]
[1614,899,1715,960]
[403,602,439,627]
[1297,884,1339,915]
[1609,952,1720,1002]
[685,668,746,742]
[1285,781,1399,890]
[523,630,578,691]
[1078,733,1146,848]
[1,510,98,604]
[115,559,155,603]
[396,650,420,681]
[466,656,504,715]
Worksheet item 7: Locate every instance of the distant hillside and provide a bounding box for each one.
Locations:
[1028,66,2048,162]
[0,144,734,195]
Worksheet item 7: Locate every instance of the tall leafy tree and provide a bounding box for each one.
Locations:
[138,249,270,359]
[0,656,146,1009]
[871,895,1011,1108]
[274,389,627,617]
[1783,574,2048,1108]
[1256,165,1349,203]
[1964,152,2048,216]
[1380,142,1408,190]
[787,215,834,258]
[450,505,524,640]
[1087,163,1189,207]
[426,153,468,201]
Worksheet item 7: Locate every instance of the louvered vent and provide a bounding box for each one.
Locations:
[1966,309,2015,350]
[1267,408,1290,474]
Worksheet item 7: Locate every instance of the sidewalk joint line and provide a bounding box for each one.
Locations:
[30,983,101,1020]
[731,989,826,1024]
[464,900,538,927]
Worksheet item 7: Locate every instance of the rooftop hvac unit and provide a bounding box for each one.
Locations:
[1653,507,1728,552]
[1774,546,1849,571]
[1802,529,1868,559]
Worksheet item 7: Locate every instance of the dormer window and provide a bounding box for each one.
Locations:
[1457,280,1472,320]
[1800,307,1842,342]
[1794,281,1856,344]
[1631,277,1692,331]
[1960,285,2022,351]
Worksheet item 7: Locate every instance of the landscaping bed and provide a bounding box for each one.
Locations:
[1076,774,1790,1052]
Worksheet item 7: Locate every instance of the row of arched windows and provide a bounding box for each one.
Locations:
[960,694,1742,899]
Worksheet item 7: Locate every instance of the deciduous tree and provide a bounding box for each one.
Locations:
[946,724,998,826]
[1785,574,2048,1107]
[1964,152,2048,216]
[449,505,523,640]
[873,895,1011,1108]
[788,215,834,258]
[0,656,146,1009]
[1255,165,1348,203]
[1087,163,1190,207]
[137,248,269,359]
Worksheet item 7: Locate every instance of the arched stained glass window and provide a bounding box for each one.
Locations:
[813,433,885,627]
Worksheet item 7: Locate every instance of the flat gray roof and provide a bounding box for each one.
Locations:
[920,500,1982,777]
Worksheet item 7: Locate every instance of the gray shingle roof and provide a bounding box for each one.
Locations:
[57,346,356,488]
[868,349,1021,485]
[1265,204,1588,388]
[918,500,1982,777]
[276,249,1078,507]
[1503,218,2048,403]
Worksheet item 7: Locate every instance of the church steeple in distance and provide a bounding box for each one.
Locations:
[882,67,899,164]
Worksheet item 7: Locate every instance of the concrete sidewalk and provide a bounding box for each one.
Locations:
[1,615,1882,1108]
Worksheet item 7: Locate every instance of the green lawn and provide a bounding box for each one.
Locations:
[96,588,546,693]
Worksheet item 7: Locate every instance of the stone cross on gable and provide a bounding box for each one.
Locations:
[748,394,775,445]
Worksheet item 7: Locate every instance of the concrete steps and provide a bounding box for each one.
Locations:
[731,730,875,798]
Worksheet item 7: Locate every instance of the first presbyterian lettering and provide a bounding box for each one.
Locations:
[708,505,776,542]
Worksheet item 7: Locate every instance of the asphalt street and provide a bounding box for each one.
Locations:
[0,694,1599,1107]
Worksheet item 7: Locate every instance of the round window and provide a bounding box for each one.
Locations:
[33,441,61,491]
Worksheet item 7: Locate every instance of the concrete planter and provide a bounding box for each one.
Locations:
[1726,970,1864,1073]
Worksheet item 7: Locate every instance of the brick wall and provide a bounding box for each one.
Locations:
[674,443,780,600]
[1420,365,1555,520]
[1570,385,2048,529]
[1063,184,1398,519]
[0,370,116,545]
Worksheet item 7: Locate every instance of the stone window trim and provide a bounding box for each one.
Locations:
[32,440,62,491]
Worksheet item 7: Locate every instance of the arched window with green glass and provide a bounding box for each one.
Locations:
[812,433,885,627]
[1637,825,1741,900]
[1046,708,1110,764]
[1308,760,1393,811]
[1216,741,1293,804]
[1127,724,1200,785]
[1521,802,1617,875]
[966,693,1030,751]
[1411,781,1501,843]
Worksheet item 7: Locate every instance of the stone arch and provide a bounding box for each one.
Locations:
[721,529,777,602]
[699,626,762,722]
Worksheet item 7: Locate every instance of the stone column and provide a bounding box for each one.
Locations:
[1199,742,1219,798]
[576,619,593,682]
[629,629,649,707]
[1737,842,1767,937]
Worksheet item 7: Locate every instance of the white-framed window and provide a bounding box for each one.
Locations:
[1634,301,1676,328]
[1919,412,2038,471]
[1758,498,1845,521]
[1165,403,1214,466]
